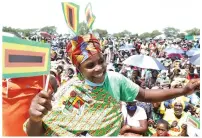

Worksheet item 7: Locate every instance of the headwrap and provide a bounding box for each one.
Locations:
[172,97,186,109]
[66,34,101,68]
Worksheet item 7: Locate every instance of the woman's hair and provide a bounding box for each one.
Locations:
[157,119,170,130]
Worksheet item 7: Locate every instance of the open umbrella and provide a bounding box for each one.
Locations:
[189,54,200,66]
[123,55,166,70]
[164,47,184,54]
[40,32,51,38]
[168,53,184,59]
[186,48,200,57]
[119,45,135,51]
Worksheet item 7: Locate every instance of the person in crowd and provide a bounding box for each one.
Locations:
[130,67,142,86]
[163,97,199,136]
[25,34,200,136]
[186,65,199,80]
[152,119,170,136]
[120,101,148,136]
[2,76,53,136]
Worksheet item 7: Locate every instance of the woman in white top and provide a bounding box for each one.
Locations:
[120,101,148,136]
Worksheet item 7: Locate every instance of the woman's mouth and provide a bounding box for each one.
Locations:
[94,72,104,78]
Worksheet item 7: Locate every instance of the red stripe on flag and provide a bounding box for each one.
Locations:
[5,49,45,67]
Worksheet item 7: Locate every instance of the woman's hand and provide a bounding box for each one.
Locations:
[29,90,53,122]
[171,121,178,128]
[182,79,200,95]
[120,125,131,135]
[148,119,155,126]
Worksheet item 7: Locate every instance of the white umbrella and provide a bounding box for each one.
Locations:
[119,45,135,51]
[186,48,200,57]
[123,55,166,70]
[189,54,200,66]
[164,47,184,54]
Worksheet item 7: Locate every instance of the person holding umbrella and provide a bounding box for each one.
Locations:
[25,34,200,136]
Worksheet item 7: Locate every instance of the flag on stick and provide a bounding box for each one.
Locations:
[2,36,51,78]
[62,2,80,35]
[85,3,96,29]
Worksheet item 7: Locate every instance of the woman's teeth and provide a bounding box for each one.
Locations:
[94,73,103,78]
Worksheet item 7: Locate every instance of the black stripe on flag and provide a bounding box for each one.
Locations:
[68,8,73,27]
[9,55,43,63]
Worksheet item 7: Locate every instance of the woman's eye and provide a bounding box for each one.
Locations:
[86,63,95,69]
[98,59,104,64]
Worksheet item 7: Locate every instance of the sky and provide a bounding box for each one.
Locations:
[1,0,201,34]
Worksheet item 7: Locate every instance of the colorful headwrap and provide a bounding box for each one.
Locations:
[66,34,101,68]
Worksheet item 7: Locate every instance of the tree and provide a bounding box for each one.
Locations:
[130,33,138,39]
[93,29,108,38]
[40,26,57,34]
[177,33,186,39]
[78,21,89,35]
[185,28,200,35]
[150,30,162,38]
[163,27,180,38]
[139,32,151,40]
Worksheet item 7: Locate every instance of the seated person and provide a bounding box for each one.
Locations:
[152,119,170,136]
[163,97,190,136]
[146,102,165,136]
[120,101,148,136]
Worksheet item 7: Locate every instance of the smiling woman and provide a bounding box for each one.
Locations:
[25,34,200,136]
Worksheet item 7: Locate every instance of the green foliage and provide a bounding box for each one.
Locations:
[78,21,90,35]
[163,27,180,38]
[139,32,151,40]
[185,28,200,36]
[40,26,57,34]
[177,33,186,39]
[150,30,162,38]
[93,29,108,38]
[113,30,132,38]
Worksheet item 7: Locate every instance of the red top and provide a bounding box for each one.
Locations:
[186,73,199,80]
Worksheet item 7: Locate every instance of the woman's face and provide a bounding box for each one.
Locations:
[174,102,183,116]
[79,53,107,83]
[132,70,139,78]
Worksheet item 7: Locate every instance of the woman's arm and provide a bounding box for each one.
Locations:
[26,119,45,136]
[128,120,148,134]
[136,79,200,103]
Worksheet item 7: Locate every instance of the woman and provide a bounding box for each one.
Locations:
[25,34,200,136]
[163,97,191,136]
[131,68,142,86]
[120,101,148,136]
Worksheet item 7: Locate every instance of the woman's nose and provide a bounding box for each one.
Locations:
[94,64,102,71]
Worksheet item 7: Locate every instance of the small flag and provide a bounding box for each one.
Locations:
[62,2,80,35]
[2,36,51,78]
[85,3,96,29]
[186,115,200,129]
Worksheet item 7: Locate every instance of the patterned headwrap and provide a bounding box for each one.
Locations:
[66,34,101,68]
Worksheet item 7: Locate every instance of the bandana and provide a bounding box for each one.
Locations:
[66,34,101,68]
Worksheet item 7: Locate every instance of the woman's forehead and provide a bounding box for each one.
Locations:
[82,53,103,64]
[174,102,182,106]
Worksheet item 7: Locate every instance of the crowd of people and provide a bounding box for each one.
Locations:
[2,32,200,137]
[41,34,200,136]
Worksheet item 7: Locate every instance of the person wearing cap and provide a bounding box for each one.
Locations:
[25,34,200,136]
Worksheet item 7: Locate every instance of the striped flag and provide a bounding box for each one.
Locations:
[2,36,50,78]
[62,2,80,35]
[85,3,96,29]
[186,115,200,129]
